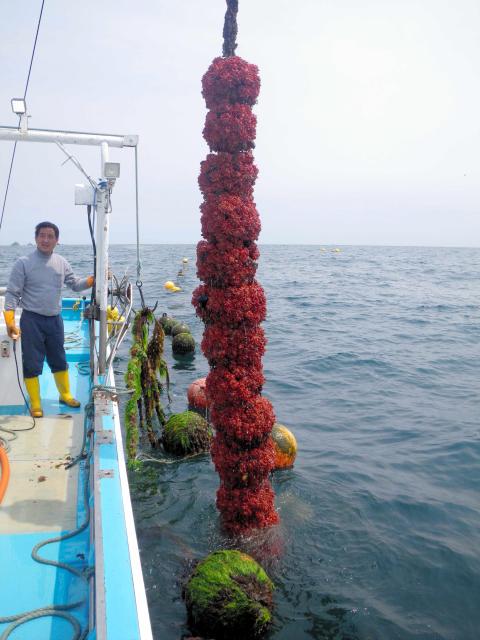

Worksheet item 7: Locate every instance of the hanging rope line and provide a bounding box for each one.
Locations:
[24,0,46,98]
[135,146,141,283]
[0,150,18,234]
[0,0,46,234]
[134,145,146,308]
[132,146,157,312]
[222,0,238,57]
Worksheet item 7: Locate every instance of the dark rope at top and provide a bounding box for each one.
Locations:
[0,0,46,234]
[23,0,46,100]
[222,0,238,57]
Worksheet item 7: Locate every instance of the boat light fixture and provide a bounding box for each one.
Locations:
[104,162,120,179]
[11,98,26,115]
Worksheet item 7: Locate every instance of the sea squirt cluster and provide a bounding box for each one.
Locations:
[193,55,278,533]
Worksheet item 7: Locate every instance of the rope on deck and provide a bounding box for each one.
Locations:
[0,405,94,639]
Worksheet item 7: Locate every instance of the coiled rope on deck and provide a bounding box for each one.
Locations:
[0,465,92,640]
[0,398,94,640]
[0,341,37,455]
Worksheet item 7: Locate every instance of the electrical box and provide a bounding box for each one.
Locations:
[1,340,9,358]
[0,309,25,407]
[75,183,95,206]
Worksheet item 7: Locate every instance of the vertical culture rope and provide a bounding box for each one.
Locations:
[193,0,278,534]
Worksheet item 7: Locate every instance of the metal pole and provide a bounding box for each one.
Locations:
[0,125,137,148]
[96,143,110,375]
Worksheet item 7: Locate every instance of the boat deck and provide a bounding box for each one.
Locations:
[0,414,82,534]
[0,307,90,638]
[0,299,152,639]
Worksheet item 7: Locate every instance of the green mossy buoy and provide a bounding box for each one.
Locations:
[171,322,191,337]
[162,410,212,455]
[172,331,195,355]
[159,314,177,335]
[185,550,274,639]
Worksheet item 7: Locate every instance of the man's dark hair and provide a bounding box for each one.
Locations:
[35,221,59,239]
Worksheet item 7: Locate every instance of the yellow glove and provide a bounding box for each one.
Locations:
[86,275,94,288]
[3,310,20,340]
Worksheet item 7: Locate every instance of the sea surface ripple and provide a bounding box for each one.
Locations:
[1,244,479,640]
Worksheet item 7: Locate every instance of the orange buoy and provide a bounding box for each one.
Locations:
[187,377,208,414]
[0,446,11,504]
[271,423,297,469]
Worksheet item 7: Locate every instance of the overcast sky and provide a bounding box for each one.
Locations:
[1,0,479,246]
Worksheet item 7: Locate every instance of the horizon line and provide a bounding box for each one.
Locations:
[1,242,479,249]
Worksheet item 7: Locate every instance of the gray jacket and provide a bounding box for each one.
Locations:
[5,249,90,316]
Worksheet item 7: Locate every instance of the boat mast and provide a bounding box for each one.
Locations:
[96,142,111,375]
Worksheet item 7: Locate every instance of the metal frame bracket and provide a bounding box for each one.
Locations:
[98,469,114,479]
[93,388,115,418]
[96,431,114,445]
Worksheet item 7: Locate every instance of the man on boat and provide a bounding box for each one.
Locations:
[2,221,94,417]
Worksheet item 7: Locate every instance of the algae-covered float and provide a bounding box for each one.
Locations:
[0,112,153,638]
[185,550,274,640]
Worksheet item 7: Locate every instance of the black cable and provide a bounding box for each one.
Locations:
[12,340,36,431]
[0,0,46,234]
[87,204,97,376]
[87,205,96,263]
[23,0,46,100]
[0,143,18,232]
[87,204,96,305]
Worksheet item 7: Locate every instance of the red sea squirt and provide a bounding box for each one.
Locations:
[193,55,278,534]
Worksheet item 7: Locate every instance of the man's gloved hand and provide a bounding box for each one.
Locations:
[3,309,20,340]
[86,275,94,288]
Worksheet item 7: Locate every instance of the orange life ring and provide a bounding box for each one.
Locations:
[0,446,11,504]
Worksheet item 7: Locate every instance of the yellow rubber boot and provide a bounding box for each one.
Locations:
[24,377,43,418]
[54,370,81,408]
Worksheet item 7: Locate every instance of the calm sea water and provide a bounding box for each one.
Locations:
[1,244,479,640]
